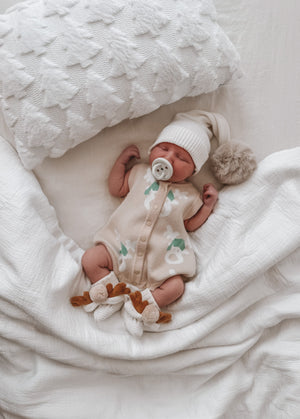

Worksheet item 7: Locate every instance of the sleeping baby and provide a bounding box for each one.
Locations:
[71,110,256,336]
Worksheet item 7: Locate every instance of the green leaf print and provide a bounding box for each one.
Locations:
[167,238,185,251]
[120,242,128,256]
[144,181,159,195]
[167,190,174,201]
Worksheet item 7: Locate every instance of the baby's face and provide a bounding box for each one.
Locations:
[149,142,195,182]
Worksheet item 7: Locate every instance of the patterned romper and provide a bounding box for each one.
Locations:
[94,164,203,291]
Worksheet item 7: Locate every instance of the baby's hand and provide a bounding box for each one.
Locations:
[119,145,140,165]
[202,184,218,208]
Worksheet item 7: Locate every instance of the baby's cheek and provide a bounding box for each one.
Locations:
[149,149,163,165]
[174,161,193,178]
[175,161,185,174]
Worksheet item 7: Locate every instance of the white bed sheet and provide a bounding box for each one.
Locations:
[1,1,300,419]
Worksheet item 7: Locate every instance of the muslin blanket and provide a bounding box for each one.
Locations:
[1,135,300,417]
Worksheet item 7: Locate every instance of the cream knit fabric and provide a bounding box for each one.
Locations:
[94,164,202,290]
[150,110,231,173]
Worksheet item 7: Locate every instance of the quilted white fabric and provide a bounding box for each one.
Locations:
[0,0,241,169]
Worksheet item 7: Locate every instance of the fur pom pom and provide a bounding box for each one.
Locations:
[142,303,160,324]
[89,283,108,303]
[211,141,257,185]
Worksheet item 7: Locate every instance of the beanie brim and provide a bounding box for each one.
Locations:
[149,124,210,173]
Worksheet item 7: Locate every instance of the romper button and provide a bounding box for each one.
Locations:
[134,270,140,275]
[141,237,146,242]
[146,220,152,226]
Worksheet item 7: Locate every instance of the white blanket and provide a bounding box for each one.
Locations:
[1,134,300,418]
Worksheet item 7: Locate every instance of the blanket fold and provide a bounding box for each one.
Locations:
[1,137,300,380]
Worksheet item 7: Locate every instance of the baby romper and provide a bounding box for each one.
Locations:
[94,164,203,291]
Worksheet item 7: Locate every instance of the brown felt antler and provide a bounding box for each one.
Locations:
[70,282,131,307]
[107,282,131,298]
[129,291,172,323]
[70,292,92,307]
[157,311,172,324]
[130,291,149,314]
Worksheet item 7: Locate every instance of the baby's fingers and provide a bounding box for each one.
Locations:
[120,145,140,163]
[129,148,141,160]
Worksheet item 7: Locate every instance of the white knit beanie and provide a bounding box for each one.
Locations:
[150,110,257,184]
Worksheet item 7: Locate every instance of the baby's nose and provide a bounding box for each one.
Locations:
[164,150,176,163]
[151,158,173,181]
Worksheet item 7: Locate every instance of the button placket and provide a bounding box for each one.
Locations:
[131,181,169,284]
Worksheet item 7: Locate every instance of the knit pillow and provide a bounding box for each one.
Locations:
[0,0,241,169]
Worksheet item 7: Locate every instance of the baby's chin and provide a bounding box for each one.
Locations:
[170,170,194,183]
[167,175,188,183]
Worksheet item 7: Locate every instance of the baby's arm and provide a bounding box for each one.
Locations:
[184,184,218,232]
[108,145,140,197]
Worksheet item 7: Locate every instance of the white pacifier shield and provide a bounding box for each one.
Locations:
[151,158,173,181]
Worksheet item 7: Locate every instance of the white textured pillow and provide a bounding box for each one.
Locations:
[0,0,241,169]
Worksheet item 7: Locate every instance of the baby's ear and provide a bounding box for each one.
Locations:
[211,140,257,185]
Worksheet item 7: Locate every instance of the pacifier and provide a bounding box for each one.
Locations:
[151,158,173,181]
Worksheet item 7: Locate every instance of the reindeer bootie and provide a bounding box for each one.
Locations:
[70,272,131,321]
[122,288,172,337]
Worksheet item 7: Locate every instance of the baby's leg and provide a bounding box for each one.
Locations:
[81,244,113,284]
[151,275,185,308]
